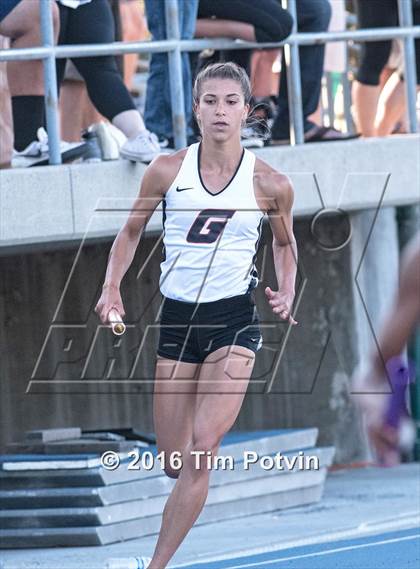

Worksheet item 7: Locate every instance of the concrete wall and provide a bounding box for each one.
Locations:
[0,137,418,462]
[0,208,404,463]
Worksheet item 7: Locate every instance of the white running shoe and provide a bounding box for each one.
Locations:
[105,556,152,568]
[119,130,161,163]
[12,127,88,168]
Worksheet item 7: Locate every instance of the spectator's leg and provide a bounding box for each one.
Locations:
[352,0,396,136]
[251,50,280,97]
[56,2,103,142]
[352,83,382,137]
[271,0,332,140]
[180,0,199,137]
[196,0,292,105]
[0,0,59,150]
[376,4,420,136]
[144,0,172,140]
[196,0,292,43]
[374,73,418,136]
[195,19,256,41]
[61,0,145,138]
[195,0,255,77]
[144,0,198,141]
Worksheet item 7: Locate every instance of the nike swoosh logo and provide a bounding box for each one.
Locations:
[176,186,194,192]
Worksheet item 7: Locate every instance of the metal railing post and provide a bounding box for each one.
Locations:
[342,44,355,134]
[398,0,418,133]
[164,0,187,149]
[40,0,61,164]
[283,0,304,145]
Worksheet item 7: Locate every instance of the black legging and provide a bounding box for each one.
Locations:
[56,0,135,120]
[356,0,420,86]
[198,0,293,43]
[196,0,293,75]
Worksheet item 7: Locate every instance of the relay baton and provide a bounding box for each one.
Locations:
[108,308,126,336]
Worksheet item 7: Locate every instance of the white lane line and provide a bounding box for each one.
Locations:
[171,514,420,568]
[223,534,420,569]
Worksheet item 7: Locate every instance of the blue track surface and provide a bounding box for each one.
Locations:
[178,528,420,569]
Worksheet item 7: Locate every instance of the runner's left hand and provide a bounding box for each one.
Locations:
[265,286,297,325]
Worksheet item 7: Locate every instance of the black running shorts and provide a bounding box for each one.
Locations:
[157,292,263,364]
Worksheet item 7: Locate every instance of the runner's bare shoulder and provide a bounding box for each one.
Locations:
[146,149,189,197]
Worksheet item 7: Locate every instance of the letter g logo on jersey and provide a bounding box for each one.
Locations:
[186,209,235,244]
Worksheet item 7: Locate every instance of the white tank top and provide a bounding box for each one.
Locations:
[159,143,265,302]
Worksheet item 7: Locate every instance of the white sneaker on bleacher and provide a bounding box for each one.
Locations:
[120,130,161,163]
[12,127,88,168]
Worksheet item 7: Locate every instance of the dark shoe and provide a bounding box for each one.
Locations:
[268,125,360,146]
[304,125,360,143]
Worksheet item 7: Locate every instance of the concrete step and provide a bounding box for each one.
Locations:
[0,467,327,529]
[0,429,318,488]
[25,428,82,443]
[0,447,334,509]
[7,439,148,455]
[0,483,323,547]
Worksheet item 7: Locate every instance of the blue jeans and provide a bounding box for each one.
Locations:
[271,0,332,139]
[144,0,198,139]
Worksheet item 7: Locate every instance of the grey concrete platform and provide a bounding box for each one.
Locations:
[0,468,328,530]
[0,484,324,548]
[0,430,332,546]
[0,447,334,509]
[0,463,418,568]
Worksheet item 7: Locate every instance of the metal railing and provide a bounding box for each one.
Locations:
[0,0,419,163]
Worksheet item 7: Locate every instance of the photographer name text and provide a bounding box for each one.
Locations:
[100,449,320,472]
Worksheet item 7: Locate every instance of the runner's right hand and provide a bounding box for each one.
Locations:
[95,284,125,324]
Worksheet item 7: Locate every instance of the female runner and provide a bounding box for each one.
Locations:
[96,62,298,569]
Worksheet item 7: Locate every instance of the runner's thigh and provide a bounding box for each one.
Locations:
[153,356,200,456]
[193,346,255,446]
